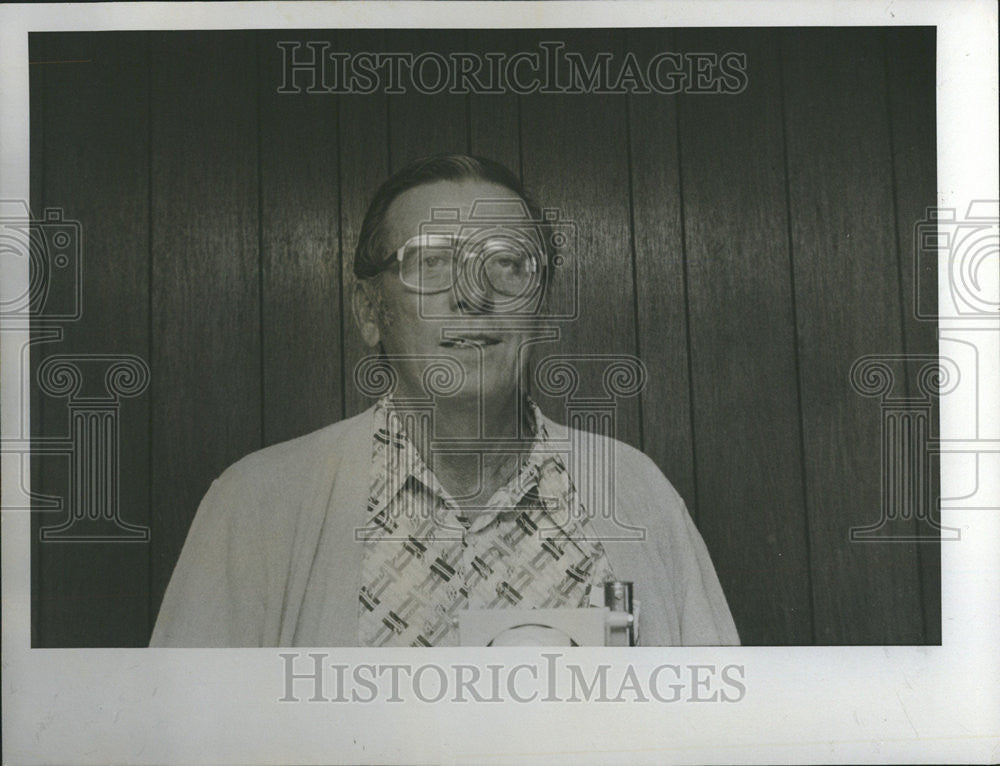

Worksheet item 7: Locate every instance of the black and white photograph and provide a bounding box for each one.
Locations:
[1,1,997,764]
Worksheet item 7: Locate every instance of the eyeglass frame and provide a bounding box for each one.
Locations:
[381,231,548,298]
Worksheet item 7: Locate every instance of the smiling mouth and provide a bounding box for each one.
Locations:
[440,335,502,349]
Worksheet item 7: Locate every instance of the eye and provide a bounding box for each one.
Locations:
[488,252,523,272]
[421,254,449,270]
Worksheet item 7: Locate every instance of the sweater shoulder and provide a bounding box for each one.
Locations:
[540,412,686,512]
[214,407,372,492]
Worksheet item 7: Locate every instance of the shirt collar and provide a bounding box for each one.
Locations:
[368,395,561,521]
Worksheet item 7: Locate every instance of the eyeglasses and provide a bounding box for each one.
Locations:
[390,231,544,299]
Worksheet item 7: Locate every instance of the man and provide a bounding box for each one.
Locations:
[150,154,738,647]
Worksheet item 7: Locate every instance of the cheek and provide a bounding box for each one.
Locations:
[379,298,436,350]
[374,291,401,328]
[506,335,535,365]
[374,284,416,330]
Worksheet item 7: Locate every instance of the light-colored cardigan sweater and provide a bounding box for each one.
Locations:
[150,406,740,647]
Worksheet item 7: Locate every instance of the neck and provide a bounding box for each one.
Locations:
[431,388,526,441]
[388,387,534,506]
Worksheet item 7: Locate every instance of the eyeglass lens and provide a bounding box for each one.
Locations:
[398,233,541,297]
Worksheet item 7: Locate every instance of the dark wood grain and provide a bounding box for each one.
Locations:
[259,32,344,445]
[337,30,392,419]
[884,27,940,643]
[31,32,152,646]
[149,31,262,614]
[29,31,47,649]
[624,28,696,520]
[673,28,813,645]
[783,28,924,643]
[385,30,469,171]
[467,30,522,176]
[519,29,642,451]
[27,28,940,647]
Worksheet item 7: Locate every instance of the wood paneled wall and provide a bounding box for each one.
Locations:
[29,27,938,646]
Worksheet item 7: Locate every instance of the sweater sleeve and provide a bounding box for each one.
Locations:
[673,500,741,646]
[149,469,268,647]
[612,444,741,646]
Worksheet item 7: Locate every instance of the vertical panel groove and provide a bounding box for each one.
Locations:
[385,96,393,173]
[145,31,155,640]
[335,32,347,423]
[784,28,923,643]
[883,27,939,643]
[30,33,47,646]
[880,28,929,642]
[30,28,938,648]
[260,31,343,442]
[673,84,700,519]
[623,87,645,453]
[515,96,524,183]
[464,30,473,155]
[676,29,811,643]
[777,29,818,645]
[256,31,266,448]
[150,31,262,615]
[628,27,695,521]
[36,33,152,645]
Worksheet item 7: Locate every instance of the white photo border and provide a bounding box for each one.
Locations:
[1,2,998,764]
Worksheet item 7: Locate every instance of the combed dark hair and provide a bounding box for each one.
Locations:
[353,153,549,280]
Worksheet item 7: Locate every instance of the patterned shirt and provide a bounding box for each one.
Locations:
[357,397,615,647]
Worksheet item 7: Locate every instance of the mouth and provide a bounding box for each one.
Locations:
[439,335,502,349]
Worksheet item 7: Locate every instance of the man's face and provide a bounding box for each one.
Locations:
[363,179,546,406]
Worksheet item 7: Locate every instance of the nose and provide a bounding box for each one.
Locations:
[453,293,497,314]
[449,272,499,315]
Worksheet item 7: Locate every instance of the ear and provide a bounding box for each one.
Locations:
[352,279,382,348]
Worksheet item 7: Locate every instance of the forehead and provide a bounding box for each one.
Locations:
[383,179,523,248]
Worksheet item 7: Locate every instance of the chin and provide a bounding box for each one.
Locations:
[450,376,518,404]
